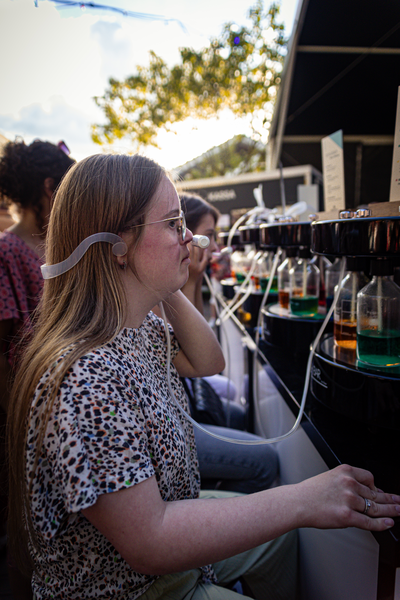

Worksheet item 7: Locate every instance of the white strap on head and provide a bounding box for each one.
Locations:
[41,232,127,279]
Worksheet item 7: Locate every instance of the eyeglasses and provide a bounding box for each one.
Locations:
[130,210,187,242]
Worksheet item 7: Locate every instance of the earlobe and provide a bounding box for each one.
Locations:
[113,236,128,269]
[116,255,128,270]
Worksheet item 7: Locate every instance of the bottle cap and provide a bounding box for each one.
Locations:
[346,256,370,272]
[285,246,298,258]
[218,231,241,247]
[370,258,394,277]
[298,246,311,259]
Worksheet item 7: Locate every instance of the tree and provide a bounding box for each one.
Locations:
[91,0,287,159]
[175,135,267,180]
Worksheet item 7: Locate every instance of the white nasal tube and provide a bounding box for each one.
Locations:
[41,232,127,279]
[192,235,210,249]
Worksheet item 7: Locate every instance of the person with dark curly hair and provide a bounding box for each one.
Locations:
[0,138,75,410]
[0,138,74,597]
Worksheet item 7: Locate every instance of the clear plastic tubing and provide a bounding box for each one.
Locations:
[160,257,347,446]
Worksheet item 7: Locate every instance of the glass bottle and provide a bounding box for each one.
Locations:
[357,259,400,367]
[310,255,332,307]
[325,257,342,312]
[278,247,297,309]
[266,252,279,294]
[255,251,279,293]
[289,247,320,317]
[334,257,369,350]
[253,251,268,291]
[230,247,249,283]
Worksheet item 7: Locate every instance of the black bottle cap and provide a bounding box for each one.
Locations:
[370,258,394,276]
[346,256,370,272]
[285,246,298,258]
[298,246,311,259]
[218,232,241,247]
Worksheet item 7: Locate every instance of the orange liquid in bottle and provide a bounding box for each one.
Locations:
[334,319,357,350]
[278,290,289,309]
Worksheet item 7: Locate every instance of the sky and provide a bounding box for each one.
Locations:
[0,0,298,168]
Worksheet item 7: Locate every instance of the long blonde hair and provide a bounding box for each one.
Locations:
[8,153,165,573]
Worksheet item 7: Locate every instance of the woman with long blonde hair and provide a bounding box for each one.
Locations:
[8,153,400,600]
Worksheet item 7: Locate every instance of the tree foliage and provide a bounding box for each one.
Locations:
[92,0,287,156]
[176,135,266,180]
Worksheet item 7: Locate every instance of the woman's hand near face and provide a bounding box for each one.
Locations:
[188,243,209,282]
[163,290,225,378]
[181,244,210,315]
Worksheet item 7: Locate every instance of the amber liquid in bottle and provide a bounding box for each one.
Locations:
[278,290,289,309]
[334,319,357,350]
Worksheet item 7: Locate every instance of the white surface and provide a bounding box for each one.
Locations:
[394,568,400,599]
[253,360,380,600]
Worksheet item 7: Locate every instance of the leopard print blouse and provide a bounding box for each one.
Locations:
[27,311,215,598]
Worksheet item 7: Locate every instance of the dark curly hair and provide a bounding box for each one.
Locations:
[0,138,75,229]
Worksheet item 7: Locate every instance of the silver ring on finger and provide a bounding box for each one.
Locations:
[363,498,372,515]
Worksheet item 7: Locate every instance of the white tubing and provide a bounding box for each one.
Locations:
[160,256,346,445]
[219,251,262,323]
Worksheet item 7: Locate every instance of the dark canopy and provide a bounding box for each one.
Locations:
[267,0,400,208]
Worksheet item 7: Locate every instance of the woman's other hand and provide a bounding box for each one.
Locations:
[188,242,209,282]
[294,464,400,531]
[181,243,210,313]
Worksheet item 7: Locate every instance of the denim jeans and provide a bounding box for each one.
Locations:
[194,424,279,494]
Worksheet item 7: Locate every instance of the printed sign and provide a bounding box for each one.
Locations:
[321,130,346,212]
[389,86,400,202]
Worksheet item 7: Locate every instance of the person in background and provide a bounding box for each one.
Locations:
[0,138,74,598]
[180,194,237,402]
[0,138,74,410]
[180,192,279,494]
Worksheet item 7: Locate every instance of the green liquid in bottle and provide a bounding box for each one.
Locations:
[260,275,278,292]
[357,329,400,367]
[290,296,319,317]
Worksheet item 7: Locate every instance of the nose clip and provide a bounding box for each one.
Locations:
[192,235,210,249]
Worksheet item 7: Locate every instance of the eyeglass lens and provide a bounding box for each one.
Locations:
[180,212,186,241]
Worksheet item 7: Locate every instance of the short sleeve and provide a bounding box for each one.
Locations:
[29,357,155,539]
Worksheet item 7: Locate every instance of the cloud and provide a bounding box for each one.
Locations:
[89,15,189,81]
[91,20,132,80]
[0,0,104,115]
[0,97,100,160]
